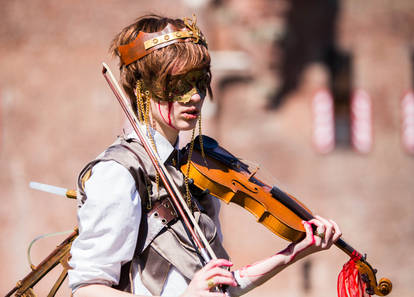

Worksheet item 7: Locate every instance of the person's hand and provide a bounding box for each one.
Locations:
[180,259,237,297]
[292,215,342,260]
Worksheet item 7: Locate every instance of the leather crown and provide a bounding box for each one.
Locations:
[118,16,208,66]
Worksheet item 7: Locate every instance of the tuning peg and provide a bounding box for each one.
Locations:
[366,287,375,295]
[361,273,369,283]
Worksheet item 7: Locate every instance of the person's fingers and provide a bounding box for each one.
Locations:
[308,217,325,235]
[312,216,326,233]
[306,219,324,246]
[302,221,316,246]
[200,260,236,290]
[329,219,342,242]
[313,215,336,248]
[204,267,233,280]
[315,224,326,240]
[202,259,233,272]
[205,292,228,297]
[196,259,232,280]
[185,260,236,297]
[206,275,237,288]
[315,215,334,242]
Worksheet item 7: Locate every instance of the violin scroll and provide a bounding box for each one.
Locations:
[353,257,392,296]
[377,278,392,296]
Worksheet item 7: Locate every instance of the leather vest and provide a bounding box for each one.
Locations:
[77,135,229,295]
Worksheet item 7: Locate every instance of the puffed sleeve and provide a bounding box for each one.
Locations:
[68,160,141,292]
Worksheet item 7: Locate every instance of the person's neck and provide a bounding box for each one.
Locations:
[155,123,179,145]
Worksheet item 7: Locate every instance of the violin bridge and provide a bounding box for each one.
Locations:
[248,166,259,180]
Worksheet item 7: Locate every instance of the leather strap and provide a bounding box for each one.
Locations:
[147,197,178,226]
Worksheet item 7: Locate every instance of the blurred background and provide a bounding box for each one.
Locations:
[1,0,413,296]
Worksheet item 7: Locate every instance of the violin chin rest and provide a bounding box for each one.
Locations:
[195,135,218,150]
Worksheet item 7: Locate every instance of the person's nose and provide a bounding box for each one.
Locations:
[189,90,204,103]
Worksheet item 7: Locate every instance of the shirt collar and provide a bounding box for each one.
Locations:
[124,125,178,164]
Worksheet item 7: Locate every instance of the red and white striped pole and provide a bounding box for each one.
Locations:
[312,88,335,154]
[401,90,414,154]
[351,89,372,153]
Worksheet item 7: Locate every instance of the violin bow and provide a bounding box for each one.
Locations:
[101,63,216,264]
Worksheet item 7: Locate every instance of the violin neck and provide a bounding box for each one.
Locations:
[270,186,360,258]
[270,186,314,220]
[335,238,361,258]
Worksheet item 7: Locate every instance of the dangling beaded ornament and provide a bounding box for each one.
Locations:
[183,112,208,207]
[135,80,161,208]
[198,113,207,165]
[184,125,197,207]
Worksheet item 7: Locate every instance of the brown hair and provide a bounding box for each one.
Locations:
[109,14,212,113]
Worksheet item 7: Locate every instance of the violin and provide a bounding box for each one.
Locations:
[181,135,392,297]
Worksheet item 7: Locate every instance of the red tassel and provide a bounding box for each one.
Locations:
[338,252,368,297]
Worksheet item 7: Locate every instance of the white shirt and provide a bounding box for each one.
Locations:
[68,132,223,296]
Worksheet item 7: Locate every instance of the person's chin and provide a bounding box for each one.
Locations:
[178,120,197,131]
